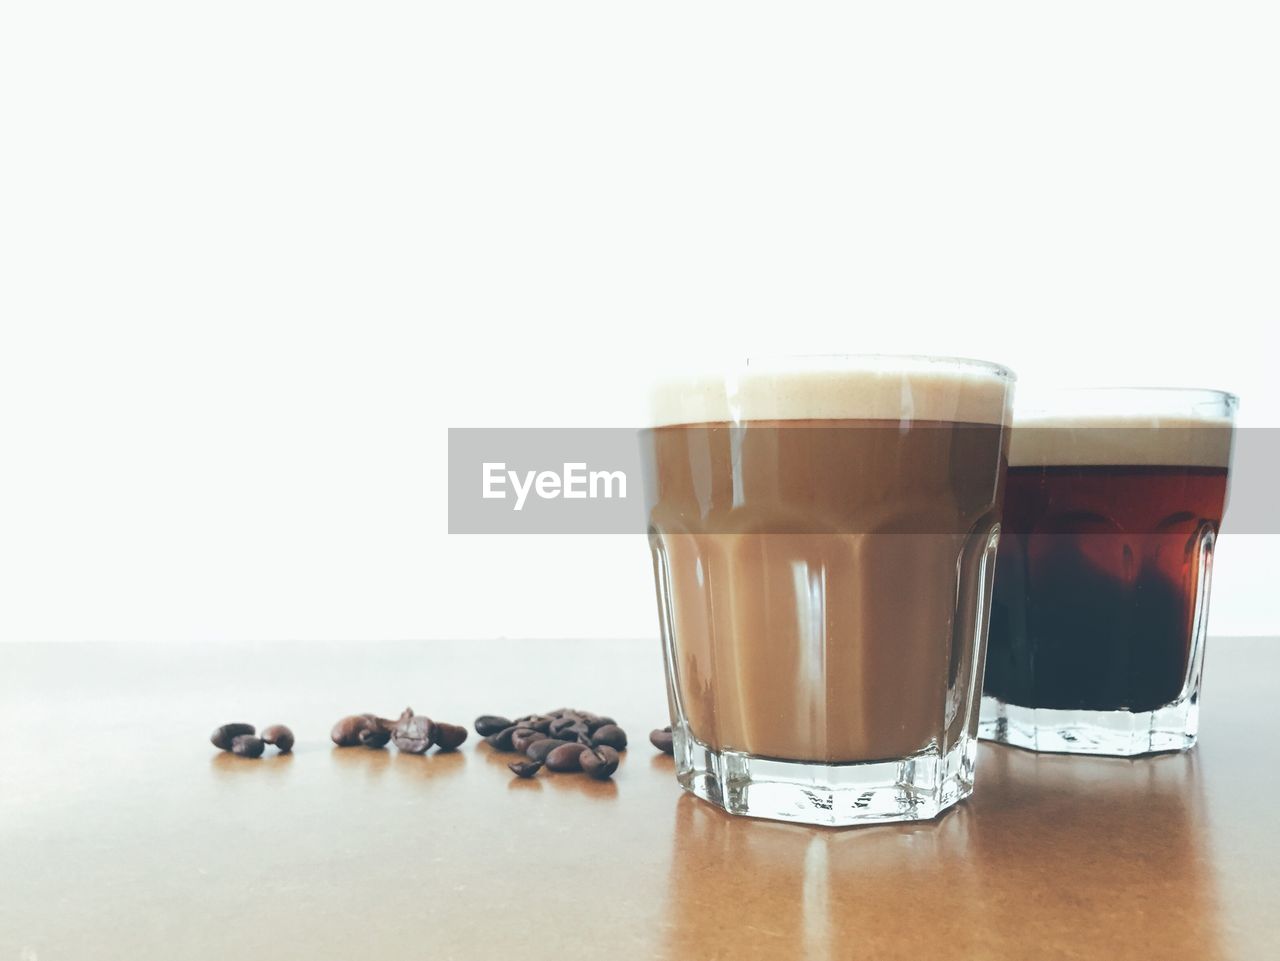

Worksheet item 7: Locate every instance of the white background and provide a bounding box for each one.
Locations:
[2,3,1276,643]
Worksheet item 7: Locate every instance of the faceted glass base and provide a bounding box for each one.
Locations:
[673,728,977,827]
[979,694,1198,757]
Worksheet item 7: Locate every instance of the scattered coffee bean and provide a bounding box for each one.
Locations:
[591,724,627,751]
[210,723,256,751]
[581,745,620,780]
[260,724,294,753]
[508,759,544,778]
[230,735,265,758]
[433,722,468,752]
[545,742,589,772]
[392,708,437,754]
[511,728,542,754]
[549,716,588,739]
[650,727,674,755]
[331,714,395,748]
[585,715,616,733]
[526,738,571,763]
[487,724,521,752]
[475,715,513,737]
[359,726,391,748]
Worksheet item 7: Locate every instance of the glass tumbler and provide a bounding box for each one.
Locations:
[980,387,1237,755]
[641,355,1015,826]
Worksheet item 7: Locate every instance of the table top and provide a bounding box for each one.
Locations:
[2,637,1277,961]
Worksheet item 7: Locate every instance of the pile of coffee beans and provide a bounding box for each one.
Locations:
[210,722,294,758]
[476,708,625,780]
[331,708,468,754]
[209,712,670,770]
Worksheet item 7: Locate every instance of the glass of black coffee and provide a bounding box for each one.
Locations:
[980,387,1237,755]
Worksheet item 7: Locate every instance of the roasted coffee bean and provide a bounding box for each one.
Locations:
[508,759,544,778]
[525,738,571,763]
[550,717,589,740]
[392,709,437,754]
[488,725,521,752]
[585,715,616,733]
[260,724,295,753]
[527,715,554,734]
[545,742,589,772]
[331,714,394,748]
[650,727,674,755]
[581,745,620,780]
[358,726,392,749]
[511,728,542,754]
[475,715,513,737]
[433,722,468,752]
[590,724,627,751]
[230,735,265,758]
[211,723,256,751]
[331,716,366,746]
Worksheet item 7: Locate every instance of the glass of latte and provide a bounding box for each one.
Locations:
[981,387,1237,756]
[641,355,1015,826]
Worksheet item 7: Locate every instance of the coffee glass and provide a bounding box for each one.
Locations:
[641,355,1015,826]
[980,387,1237,756]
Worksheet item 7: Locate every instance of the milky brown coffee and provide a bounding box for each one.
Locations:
[642,358,1013,764]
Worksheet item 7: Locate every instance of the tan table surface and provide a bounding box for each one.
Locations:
[2,637,1277,961]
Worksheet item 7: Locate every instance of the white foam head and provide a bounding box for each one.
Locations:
[1010,388,1237,467]
[649,355,1014,428]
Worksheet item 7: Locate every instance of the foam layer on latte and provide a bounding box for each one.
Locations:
[649,357,1013,428]
[1010,413,1234,468]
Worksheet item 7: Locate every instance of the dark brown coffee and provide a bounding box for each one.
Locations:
[985,464,1229,712]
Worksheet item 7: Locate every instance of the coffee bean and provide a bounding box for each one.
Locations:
[331,714,394,748]
[591,724,627,751]
[545,742,589,772]
[230,735,265,758]
[211,723,256,751]
[585,715,616,733]
[331,716,366,746]
[488,725,521,752]
[550,717,589,740]
[508,759,544,778]
[523,738,566,762]
[392,709,437,754]
[260,724,294,753]
[475,715,513,737]
[358,726,392,749]
[512,728,542,754]
[433,722,468,752]
[527,715,554,734]
[581,745,620,780]
[650,727,674,755]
